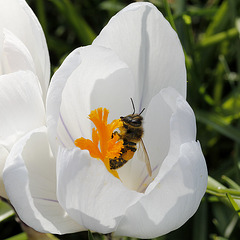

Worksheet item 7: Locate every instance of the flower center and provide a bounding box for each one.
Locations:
[74,108,124,179]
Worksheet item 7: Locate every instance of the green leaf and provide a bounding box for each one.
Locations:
[186,6,217,17]
[36,0,48,34]
[99,1,125,13]
[5,233,27,240]
[222,176,240,190]
[49,0,96,45]
[162,0,176,31]
[0,199,15,222]
[207,176,240,201]
[197,28,238,49]
[204,0,228,37]
[226,193,240,217]
[4,231,59,240]
[196,110,240,144]
[210,234,228,240]
[224,214,239,238]
[222,91,240,116]
[207,176,226,191]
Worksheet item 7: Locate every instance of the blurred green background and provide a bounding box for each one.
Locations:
[1,0,240,239]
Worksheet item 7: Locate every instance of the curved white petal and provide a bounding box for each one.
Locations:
[144,88,199,196]
[57,147,142,234]
[47,48,82,156]
[1,29,36,75]
[114,88,207,238]
[58,45,134,148]
[0,71,45,150]
[0,0,50,97]
[117,88,173,191]
[0,145,9,198]
[118,87,197,192]
[115,141,207,238]
[93,2,186,109]
[3,127,84,234]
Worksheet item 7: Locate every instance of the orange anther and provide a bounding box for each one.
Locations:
[75,108,123,179]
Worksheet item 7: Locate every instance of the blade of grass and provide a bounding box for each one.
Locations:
[226,193,240,217]
[221,176,240,190]
[210,235,228,240]
[5,233,27,240]
[197,28,238,49]
[224,214,238,238]
[162,0,176,31]
[186,6,217,17]
[196,110,240,144]
[207,176,240,200]
[99,1,125,15]
[49,0,96,45]
[36,0,48,34]
[0,199,15,222]
[204,0,228,37]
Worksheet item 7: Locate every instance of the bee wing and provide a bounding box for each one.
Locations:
[138,138,152,177]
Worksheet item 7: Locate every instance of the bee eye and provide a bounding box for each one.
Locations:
[132,119,141,125]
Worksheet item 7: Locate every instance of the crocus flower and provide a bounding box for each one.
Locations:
[0,0,50,198]
[1,0,87,233]
[3,2,208,238]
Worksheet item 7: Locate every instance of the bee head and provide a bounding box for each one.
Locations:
[120,114,143,127]
[120,98,145,127]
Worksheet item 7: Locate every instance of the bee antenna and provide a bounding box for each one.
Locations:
[139,108,145,115]
[130,98,135,115]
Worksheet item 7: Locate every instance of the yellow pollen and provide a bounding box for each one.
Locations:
[74,108,123,179]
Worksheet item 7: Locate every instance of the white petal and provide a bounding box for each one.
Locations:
[115,141,207,238]
[0,0,50,97]
[118,87,195,192]
[47,48,82,156]
[161,87,196,159]
[115,88,207,238]
[117,90,172,191]
[1,29,36,75]
[58,45,134,148]
[57,147,142,233]
[3,127,84,234]
[143,88,199,196]
[93,2,186,109]
[0,71,45,150]
[0,145,9,198]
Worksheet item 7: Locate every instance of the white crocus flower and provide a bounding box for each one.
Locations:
[3,2,208,238]
[0,0,49,198]
[1,0,83,233]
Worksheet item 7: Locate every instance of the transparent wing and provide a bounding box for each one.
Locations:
[137,138,152,177]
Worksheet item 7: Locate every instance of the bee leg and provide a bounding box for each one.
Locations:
[120,145,136,161]
[111,131,122,139]
[109,157,127,170]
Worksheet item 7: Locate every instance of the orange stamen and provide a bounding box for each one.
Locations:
[74,108,123,179]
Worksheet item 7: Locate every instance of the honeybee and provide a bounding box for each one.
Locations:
[109,99,152,176]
